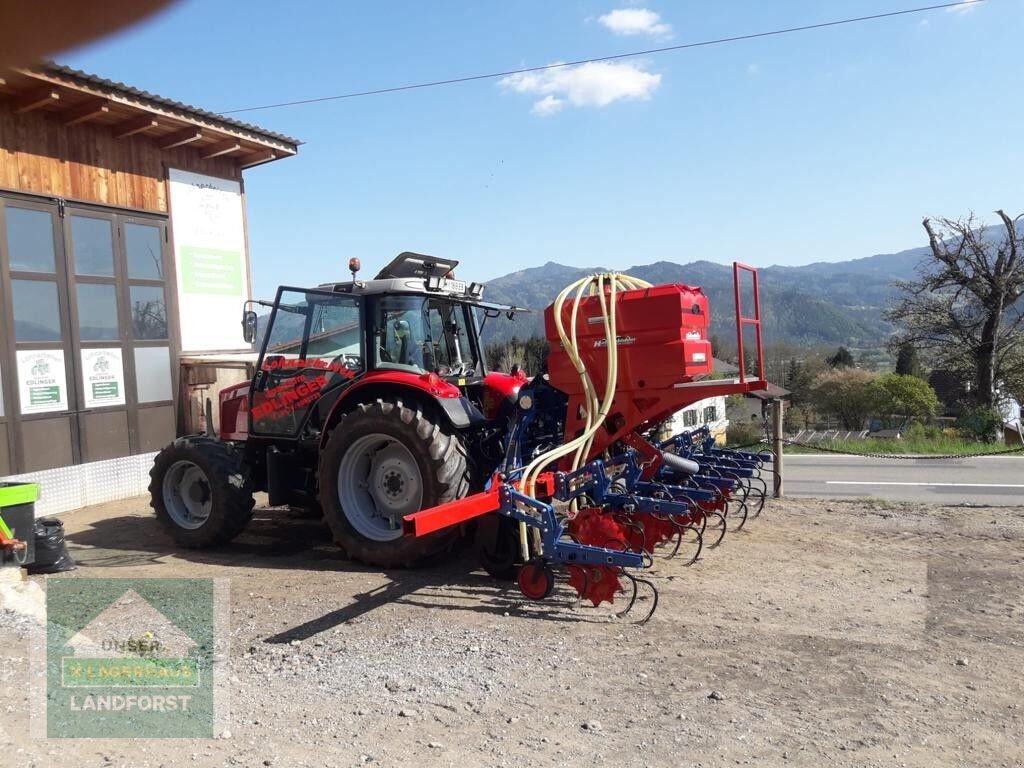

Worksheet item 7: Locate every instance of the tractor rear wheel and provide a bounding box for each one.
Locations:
[149,438,255,547]
[319,399,469,568]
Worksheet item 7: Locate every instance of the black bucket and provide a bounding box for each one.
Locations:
[26,517,76,574]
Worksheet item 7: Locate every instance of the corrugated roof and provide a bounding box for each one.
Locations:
[33,60,300,148]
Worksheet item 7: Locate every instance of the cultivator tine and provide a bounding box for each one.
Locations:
[616,573,659,625]
[703,510,727,548]
[667,522,703,566]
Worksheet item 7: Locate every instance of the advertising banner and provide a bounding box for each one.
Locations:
[81,348,127,408]
[168,169,249,352]
[16,349,68,414]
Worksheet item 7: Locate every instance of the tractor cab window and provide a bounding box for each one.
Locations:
[252,290,364,436]
[374,296,479,378]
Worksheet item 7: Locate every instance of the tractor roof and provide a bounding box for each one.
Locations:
[311,251,530,315]
[374,252,458,280]
[317,251,481,302]
[316,275,479,299]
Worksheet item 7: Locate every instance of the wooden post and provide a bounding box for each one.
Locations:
[772,398,784,498]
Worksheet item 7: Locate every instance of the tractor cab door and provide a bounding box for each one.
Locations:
[250,288,364,437]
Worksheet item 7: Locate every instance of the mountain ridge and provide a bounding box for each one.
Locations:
[480,243,934,348]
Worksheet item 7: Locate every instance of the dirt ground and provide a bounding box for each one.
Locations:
[2,494,1023,768]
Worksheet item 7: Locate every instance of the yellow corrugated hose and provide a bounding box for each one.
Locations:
[516,272,652,561]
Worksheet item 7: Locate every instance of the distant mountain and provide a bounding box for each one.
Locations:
[480,245,932,349]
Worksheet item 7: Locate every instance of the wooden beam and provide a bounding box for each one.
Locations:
[13,86,60,114]
[112,114,158,139]
[238,149,277,169]
[62,98,110,126]
[200,138,242,160]
[158,127,202,150]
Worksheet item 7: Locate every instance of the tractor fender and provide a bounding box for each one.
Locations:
[318,371,482,447]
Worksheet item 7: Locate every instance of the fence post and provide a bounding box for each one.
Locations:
[772,398,784,498]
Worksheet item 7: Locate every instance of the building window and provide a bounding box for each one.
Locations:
[125,223,163,279]
[12,279,62,341]
[71,216,115,276]
[682,410,698,427]
[129,285,168,339]
[6,206,56,273]
[704,405,717,423]
[77,283,120,341]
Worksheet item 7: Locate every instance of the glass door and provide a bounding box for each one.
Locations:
[64,208,132,463]
[0,199,79,472]
[0,193,175,474]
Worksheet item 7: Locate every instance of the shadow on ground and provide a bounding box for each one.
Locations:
[63,506,621,633]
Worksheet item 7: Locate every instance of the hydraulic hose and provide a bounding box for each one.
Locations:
[516,271,652,560]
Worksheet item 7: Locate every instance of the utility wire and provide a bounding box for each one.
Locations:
[222,0,986,114]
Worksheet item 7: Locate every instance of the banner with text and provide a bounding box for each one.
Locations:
[81,348,127,408]
[16,349,68,414]
[168,169,249,352]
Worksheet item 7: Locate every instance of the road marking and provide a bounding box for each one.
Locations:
[826,481,1024,488]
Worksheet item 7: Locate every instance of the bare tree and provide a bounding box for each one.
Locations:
[886,211,1024,407]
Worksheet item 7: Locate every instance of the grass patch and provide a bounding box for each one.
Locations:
[783,436,1021,456]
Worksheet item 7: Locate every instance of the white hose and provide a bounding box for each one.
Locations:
[516,272,652,559]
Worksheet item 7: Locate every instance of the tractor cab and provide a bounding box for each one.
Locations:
[223,251,530,453]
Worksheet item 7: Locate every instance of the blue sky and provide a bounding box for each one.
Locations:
[62,1,1020,297]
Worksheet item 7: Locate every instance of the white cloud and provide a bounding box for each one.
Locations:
[946,1,981,13]
[532,95,565,116]
[500,61,661,115]
[597,8,672,37]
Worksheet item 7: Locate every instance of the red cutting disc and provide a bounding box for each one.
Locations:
[567,564,623,607]
[566,507,628,607]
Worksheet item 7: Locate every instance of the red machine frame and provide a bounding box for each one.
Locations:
[403,262,767,537]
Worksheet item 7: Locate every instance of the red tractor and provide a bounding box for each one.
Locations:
[150,252,768,596]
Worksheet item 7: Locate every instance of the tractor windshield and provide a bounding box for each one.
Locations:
[374,295,479,377]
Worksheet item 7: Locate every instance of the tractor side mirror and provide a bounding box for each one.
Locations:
[242,310,258,344]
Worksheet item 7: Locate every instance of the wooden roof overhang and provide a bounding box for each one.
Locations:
[0,62,299,169]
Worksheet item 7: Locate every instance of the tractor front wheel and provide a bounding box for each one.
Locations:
[319,399,469,568]
[149,438,255,547]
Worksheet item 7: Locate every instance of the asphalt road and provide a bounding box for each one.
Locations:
[782,454,1024,505]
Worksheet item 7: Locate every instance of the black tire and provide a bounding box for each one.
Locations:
[319,398,469,568]
[475,515,519,580]
[149,437,255,548]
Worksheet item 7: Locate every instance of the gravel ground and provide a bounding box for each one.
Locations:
[2,494,1023,767]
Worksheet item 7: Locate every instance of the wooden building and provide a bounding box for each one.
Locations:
[0,63,297,511]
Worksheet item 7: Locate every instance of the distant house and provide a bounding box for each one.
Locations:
[658,358,736,445]
[662,395,730,444]
[929,371,1021,435]
[730,382,791,423]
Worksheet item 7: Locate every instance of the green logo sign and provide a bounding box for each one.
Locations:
[91,381,119,400]
[46,578,216,738]
[29,385,60,405]
[180,245,243,296]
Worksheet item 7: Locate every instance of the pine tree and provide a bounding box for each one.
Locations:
[894,342,923,379]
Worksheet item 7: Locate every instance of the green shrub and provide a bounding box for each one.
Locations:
[956,404,1003,443]
[727,422,765,447]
